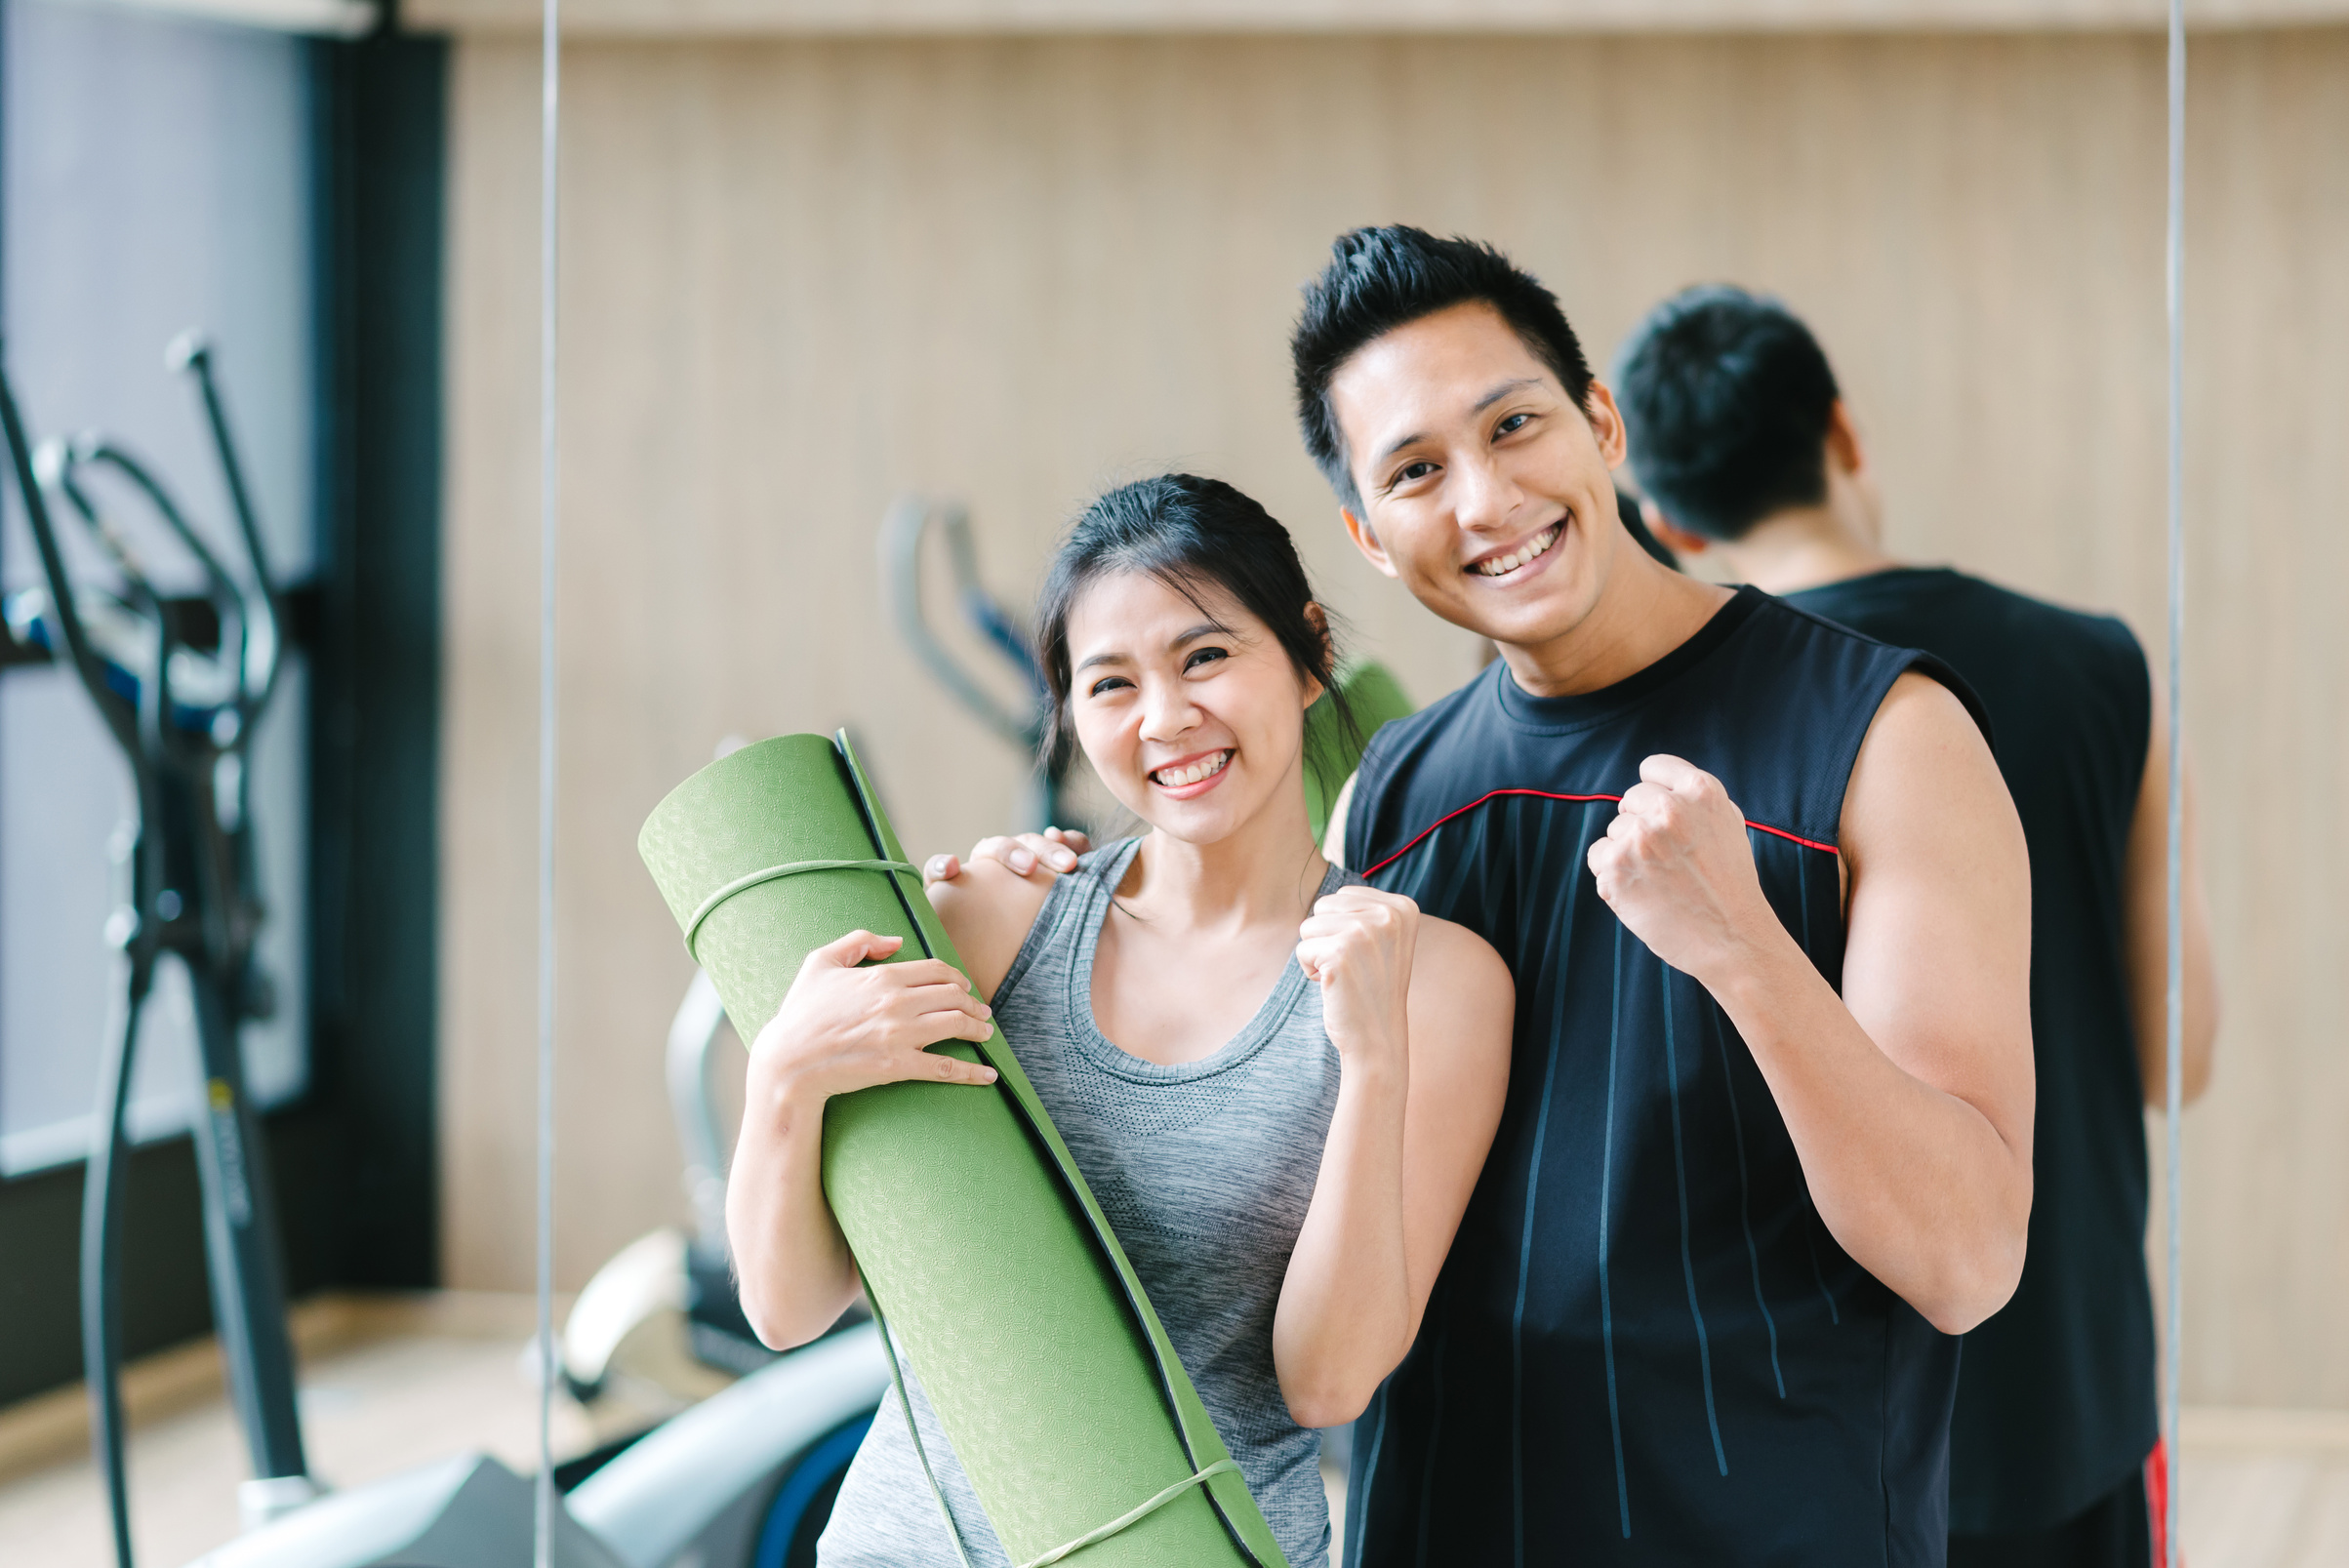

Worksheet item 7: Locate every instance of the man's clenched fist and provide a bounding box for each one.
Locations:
[1587,754,1785,985]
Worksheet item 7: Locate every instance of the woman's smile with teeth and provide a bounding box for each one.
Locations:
[1151,750,1233,787]
[1472,522,1562,578]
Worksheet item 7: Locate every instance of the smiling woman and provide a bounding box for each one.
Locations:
[724,473,1514,1568]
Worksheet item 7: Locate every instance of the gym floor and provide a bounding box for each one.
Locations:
[0,1295,2340,1568]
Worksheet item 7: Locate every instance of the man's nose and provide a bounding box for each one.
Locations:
[1453,447,1526,534]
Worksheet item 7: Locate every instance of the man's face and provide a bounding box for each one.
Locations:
[1327,302,1630,650]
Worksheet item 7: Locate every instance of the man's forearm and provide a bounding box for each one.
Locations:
[1707,933,2032,1336]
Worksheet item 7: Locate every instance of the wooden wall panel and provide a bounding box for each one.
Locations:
[439,28,2349,1406]
[409,0,2349,39]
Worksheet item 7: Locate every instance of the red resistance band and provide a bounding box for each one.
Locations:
[1358,787,1840,880]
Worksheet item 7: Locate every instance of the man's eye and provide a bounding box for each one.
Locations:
[1394,460,1438,485]
[1495,412,1532,437]
[1184,648,1229,672]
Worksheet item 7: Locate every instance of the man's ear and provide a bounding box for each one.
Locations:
[1583,380,1631,467]
[1825,400,1868,478]
[1341,507,1400,580]
[1648,509,1713,559]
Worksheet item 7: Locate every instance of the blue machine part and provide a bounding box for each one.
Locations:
[750,1414,873,1568]
[6,585,239,735]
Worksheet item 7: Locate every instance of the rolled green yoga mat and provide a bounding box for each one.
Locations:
[638,732,1286,1568]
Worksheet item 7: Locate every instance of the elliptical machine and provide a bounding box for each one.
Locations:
[0,335,313,1565]
[880,495,1073,833]
[8,342,898,1568]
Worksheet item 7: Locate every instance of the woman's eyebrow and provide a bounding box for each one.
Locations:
[1075,621,1235,673]
[1167,621,1235,648]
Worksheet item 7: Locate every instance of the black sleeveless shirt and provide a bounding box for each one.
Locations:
[1785,567,2156,1536]
[1343,586,1970,1567]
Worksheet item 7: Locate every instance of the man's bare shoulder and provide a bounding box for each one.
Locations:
[1849,670,1997,807]
[1406,912,1514,1016]
[1843,668,2023,888]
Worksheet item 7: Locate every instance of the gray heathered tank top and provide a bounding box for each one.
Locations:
[819,836,1358,1568]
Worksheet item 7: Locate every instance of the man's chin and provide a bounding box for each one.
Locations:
[1418,577,1595,653]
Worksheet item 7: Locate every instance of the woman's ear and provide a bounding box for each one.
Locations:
[1301,602,1332,708]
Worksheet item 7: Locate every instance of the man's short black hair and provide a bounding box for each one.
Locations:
[1292,226,1595,511]
[1612,285,1842,541]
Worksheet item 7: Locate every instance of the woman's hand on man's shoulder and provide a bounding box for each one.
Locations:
[924,825,1093,887]
[921,833,1073,998]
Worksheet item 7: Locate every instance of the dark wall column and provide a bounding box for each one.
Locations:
[299,24,447,1291]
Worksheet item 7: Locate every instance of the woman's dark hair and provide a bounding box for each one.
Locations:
[1036,473,1355,795]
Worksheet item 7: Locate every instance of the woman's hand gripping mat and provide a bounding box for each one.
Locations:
[638,733,1286,1568]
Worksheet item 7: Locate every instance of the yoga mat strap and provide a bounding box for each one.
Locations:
[1020,1460,1243,1568]
[869,1248,1249,1567]
[864,1264,1240,1568]
[682,859,919,959]
[863,1266,979,1568]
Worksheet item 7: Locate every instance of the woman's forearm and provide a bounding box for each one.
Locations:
[725,1071,861,1350]
[1273,1056,1412,1428]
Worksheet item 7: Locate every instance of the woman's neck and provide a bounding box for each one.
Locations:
[1122,777,1328,934]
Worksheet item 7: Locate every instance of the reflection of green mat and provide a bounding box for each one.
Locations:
[1304,660,1415,842]
[639,733,1282,1568]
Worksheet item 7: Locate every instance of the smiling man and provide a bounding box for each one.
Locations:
[1295,228,2034,1565]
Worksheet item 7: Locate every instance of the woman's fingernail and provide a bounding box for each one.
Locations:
[1052,851,1076,869]
[1012,853,1033,873]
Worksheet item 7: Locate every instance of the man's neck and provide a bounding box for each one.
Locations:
[1710,505,1899,596]
[1498,545,1735,699]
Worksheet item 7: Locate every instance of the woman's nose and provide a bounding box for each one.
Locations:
[1137,678,1198,742]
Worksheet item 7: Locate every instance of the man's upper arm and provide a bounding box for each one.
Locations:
[1837,671,2036,1152]
[1322,771,1359,868]
[2119,668,2220,1104]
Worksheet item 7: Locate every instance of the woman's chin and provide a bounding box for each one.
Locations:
[1125,780,1264,846]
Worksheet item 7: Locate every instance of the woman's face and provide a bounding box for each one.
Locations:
[1064,570,1322,847]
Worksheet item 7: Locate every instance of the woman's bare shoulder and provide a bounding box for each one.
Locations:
[929,857,1057,999]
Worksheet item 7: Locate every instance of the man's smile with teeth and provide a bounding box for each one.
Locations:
[1151,750,1233,787]
[1471,522,1563,578]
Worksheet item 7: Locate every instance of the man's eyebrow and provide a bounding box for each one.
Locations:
[1374,428,1433,466]
[1370,378,1547,467]
[1473,377,1544,414]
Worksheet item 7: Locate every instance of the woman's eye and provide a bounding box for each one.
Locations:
[1087,674,1133,697]
[1184,647,1229,672]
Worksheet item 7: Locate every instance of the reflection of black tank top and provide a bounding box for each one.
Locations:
[1786,567,2155,1535]
[1344,586,1973,1568]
